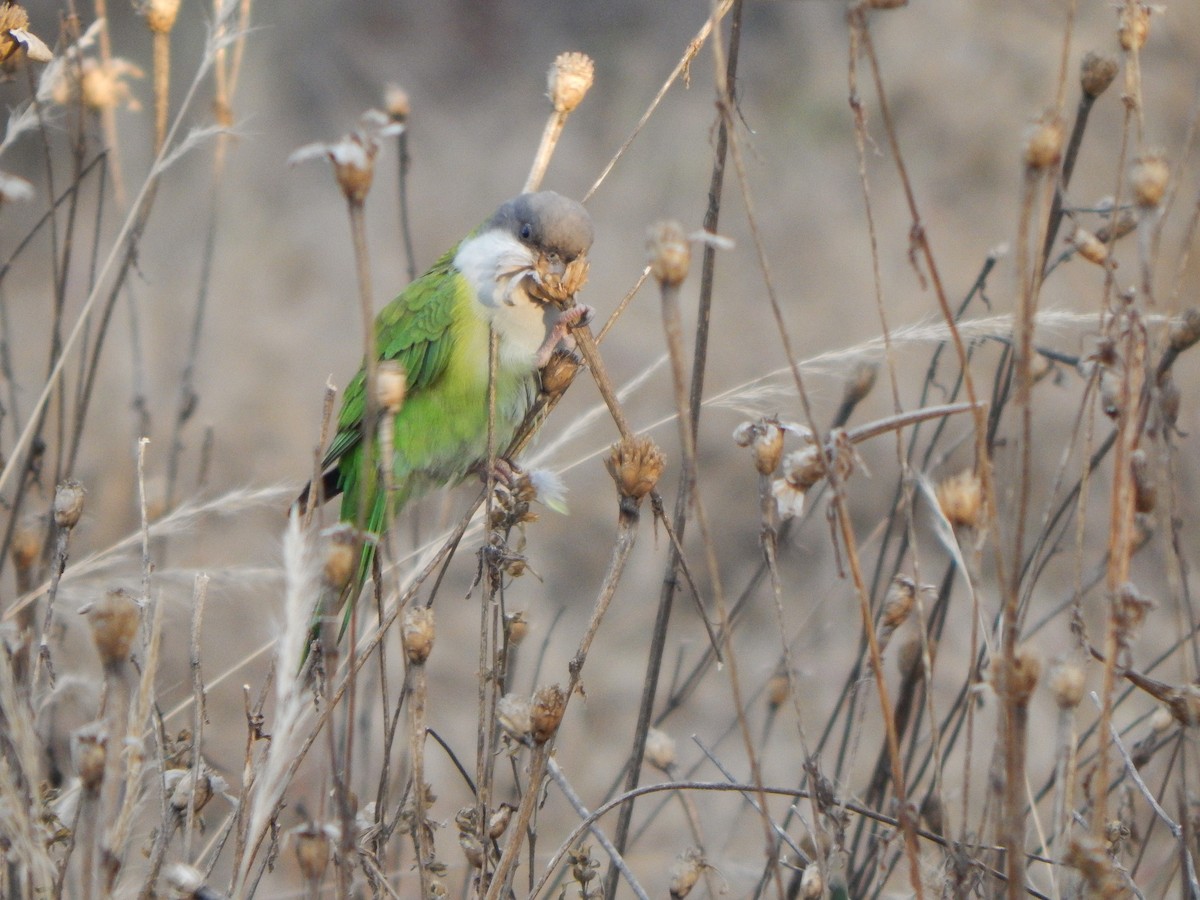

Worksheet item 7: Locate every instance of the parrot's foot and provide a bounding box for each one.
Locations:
[476,457,523,488]
[535,304,593,368]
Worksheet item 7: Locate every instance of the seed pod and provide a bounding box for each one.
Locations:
[459,832,485,869]
[605,435,666,506]
[645,728,676,771]
[1080,51,1119,98]
[294,821,333,884]
[1070,228,1110,267]
[143,0,181,34]
[1024,113,1065,170]
[1009,645,1041,706]
[880,576,916,632]
[504,611,529,645]
[11,516,42,575]
[842,360,879,410]
[800,863,823,899]
[767,670,791,711]
[1130,449,1155,514]
[548,52,594,114]
[668,848,705,899]
[54,479,85,530]
[647,220,691,288]
[83,589,140,670]
[530,684,566,744]
[321,524,358,592]
[935,469,983,529]
[71,725,107,793]
[401,606,436,665]
[1131,152,1169,209]
[497,694,532,741]
[1050,659,1086,710]
[733,419,785,475]
[487,803,514,840]
[384,83,411,123]
[1118,2,1151,52]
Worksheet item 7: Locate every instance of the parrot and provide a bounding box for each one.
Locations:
[302,190,594,618]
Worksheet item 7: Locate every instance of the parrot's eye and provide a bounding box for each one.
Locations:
[520,223,534,241]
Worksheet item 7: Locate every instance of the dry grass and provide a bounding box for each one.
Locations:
[2,1,1200,898]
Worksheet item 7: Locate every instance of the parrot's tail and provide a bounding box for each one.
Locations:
[293,468,342,516]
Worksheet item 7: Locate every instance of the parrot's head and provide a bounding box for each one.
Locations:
[481,191,594,306]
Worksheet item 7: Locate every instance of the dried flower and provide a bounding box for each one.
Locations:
[767,670,790,710]
[1050,659,1086,710]
[800,862,823,899]
[1008,645,1042,706]
[669,848,706,899]
[1069,228,1111,267]
[647,220,691,288]
[504,611,529,645]
[0,4,51,73]
[935,469,983,529]
[1024,112,1065,170]
[645,728,677,771]
[401,606,435,665]
[54,57,144,112]
[548,52,594,114]
[606,435,665,507]
[139,0,181,34]
[290,109,403,204]
[842,360,879,410]
[11,515,42,574]
[497,694,532,741]
[458,832,485,869]
[1118,2,1151,52]
[292,820,335,884]
[1130,152,1169,209]
[82,589,140,669]
[530,683,566,744]
[880,575,916,633]
[733,418,785,476]
[321,524,358,592]
[487,803,514,840]
[771,438,825,519]
[384,83,411,122]
[53,479,85,530]
[1080,51,1119,98]
[71,725,107,793]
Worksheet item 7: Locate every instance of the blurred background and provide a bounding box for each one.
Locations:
[4,0,1200,894]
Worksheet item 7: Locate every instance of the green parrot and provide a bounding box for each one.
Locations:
[305,190,594,605]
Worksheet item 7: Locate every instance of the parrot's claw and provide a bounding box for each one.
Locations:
[535,304,594,368]
[477,457,522,488]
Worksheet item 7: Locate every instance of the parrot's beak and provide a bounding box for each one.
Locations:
[544,254,568,280]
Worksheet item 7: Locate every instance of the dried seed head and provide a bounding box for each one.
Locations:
[843,360,879,409]
[1115,581,1154,637]
[1080,51,1119,97]
[504,611,529,645]
[1099,367,1123,419]
[935,469,983,529]
[605,435,666,506]
[165,864,212,897]
[647,220,691,288]
[1130,449,1155,514]
[733,418,785,475]
[767,670,791,710]
[168,767,216,816]
[0,5,52,70]
[530,683,566,744]
[1118,2,1151,52]
[539,349,580,395]
[294,821,333,884]
[487,803,514,840]
[53,479,85,530]
[800,861,824,899]
[1131,152,1169,208]
[321,524,358,592]
[880,576,916,632]
[11,515,42,575]
[1150,706,1174,733]
[141,0,181,34]
[401,606,436,665]
[83,589,140,669]
[920,791,945,836]
[497,693,532,741]
[376,361,407,414]
[290,110,402,205]
[1169,308,1200,354]
[74,58,145,113]
[71,725,107,793]
[1009,645,1042,705]
[548,52,594,114]
[668,848,706,899]
[1070,228,1110,267]
[1050,659,1086,709]
[459,832,485,869]
[896,635,932,680]
[645,728,676,771]
[1158,373,1181,432]
[569,845,599,886]
[1024,113,1065,170]
[1066,834,1123,897]
[384,83,411,122]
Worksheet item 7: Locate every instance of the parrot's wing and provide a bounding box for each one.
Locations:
[322,253,463,472]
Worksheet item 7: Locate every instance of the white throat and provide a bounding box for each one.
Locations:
[454,229,554,370]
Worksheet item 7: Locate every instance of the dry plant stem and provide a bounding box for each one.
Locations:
[603,6,740,886]
[31,524,72,692]
[486,741,551,900]
[92,0,127,206]
[407,658,432,897]
[524,109,568,194]
[584,0,734,202]
[185,574,211,860]
[396,128,416,282]
[545,757,650,900]
[154,31,171,155]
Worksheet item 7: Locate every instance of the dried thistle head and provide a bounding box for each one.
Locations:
[384,83,411,123]
[1130,152,1169,209]
[292,820,336,884]
[733,418,785,476]
[1050,659,1086,710]
[935,469,983,529]
[647,220,691,288]
[0,4,51,73]
[668,848,707,899]
[321,524,358,593]
[1009,645,1042,706]
[1115,581,1154,640]
[290,109,403,205]
[139,0,181,34]
[1069,228,1111,267]
[53,479,85,530]
[55,57,145,113]
[1118,2,1152,52]
[497,693,532,742]
[548,52,594,114]
[606,435,666,507]
[530,683,566,744]
[1080,51,1119,98]
[82,589,140,670]
[504,611,529,646]
[401,606,436,665]
[70,724,107,794]
[1024,112,1064,171]
[880,575,916,632]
